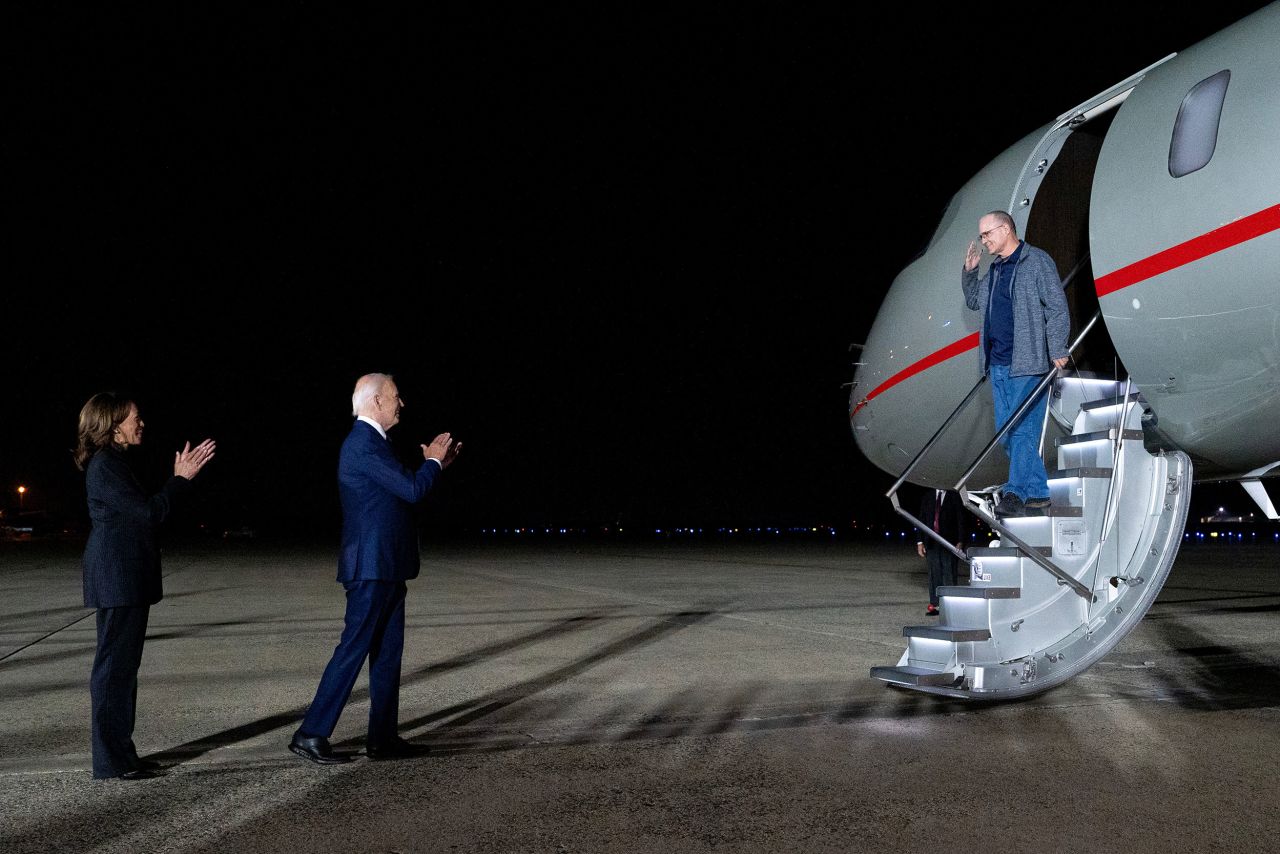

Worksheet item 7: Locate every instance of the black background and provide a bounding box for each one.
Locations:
[6,3,1272,537]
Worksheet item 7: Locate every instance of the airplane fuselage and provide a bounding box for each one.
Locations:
[851,2,1280,488]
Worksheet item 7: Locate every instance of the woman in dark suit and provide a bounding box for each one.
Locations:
[74,392,215,780]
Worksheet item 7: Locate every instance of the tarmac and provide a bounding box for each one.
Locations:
[1,536,1278,853]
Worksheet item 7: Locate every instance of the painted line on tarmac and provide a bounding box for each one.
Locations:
[0,570,191,665]
[0,611,94,664]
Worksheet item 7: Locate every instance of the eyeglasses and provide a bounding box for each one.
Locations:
[979,224,1008,241]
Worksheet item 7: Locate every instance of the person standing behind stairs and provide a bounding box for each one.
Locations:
[917,488,968,617]
[962,210,1070,518]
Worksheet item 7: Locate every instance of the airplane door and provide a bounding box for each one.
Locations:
[1088,6,1280,475]
[1006,123,1073,238]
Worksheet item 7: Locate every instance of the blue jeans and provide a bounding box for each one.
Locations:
[989,364,1050,502]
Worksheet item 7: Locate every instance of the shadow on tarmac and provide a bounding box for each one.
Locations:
[146,609,622,764]
[1142,619,1280,711]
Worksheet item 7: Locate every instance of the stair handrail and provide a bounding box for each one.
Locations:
[1088,376,1135,597]
[885,377,989,562]
[881,255,1095,574]
[954,310,1102,492]
[953,310,1103,600]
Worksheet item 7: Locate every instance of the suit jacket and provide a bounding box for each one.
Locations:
[337,420,441,583]
[83,446,191,608]
[919,489,968,549]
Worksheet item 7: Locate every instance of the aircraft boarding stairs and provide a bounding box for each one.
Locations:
[871,371,1192,699]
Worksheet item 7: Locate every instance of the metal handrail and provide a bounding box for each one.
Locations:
[954,311,1102,492]
[881,295,1102,597]
[885,253,1093,502]
[885,376,989,562]
[953,311,1103,600]
[1088,376,1135,598]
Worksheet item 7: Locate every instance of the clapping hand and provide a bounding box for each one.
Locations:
[174,439,216,480]
[423,432,463,469]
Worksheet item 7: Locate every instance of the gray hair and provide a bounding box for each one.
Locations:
[983,210,1017,236]
[351,373,393,416]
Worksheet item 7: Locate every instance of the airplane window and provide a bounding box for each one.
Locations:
[1168,69,1230,178]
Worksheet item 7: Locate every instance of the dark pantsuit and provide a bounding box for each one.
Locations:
[926,549,960,606]
[90,605,150,779]
[299,580,407,743]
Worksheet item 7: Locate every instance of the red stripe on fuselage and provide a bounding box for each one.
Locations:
[851,203,1279,418]
[1094,204,1280,296]
[851,332,980,416]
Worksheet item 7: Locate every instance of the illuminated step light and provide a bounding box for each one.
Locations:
[910,636,960,652]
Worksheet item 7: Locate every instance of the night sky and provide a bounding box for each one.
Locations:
[7,3,1272,536]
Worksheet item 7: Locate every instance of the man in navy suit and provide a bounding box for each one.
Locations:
[290,373,460,764]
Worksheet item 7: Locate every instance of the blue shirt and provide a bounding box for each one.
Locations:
[986,241,1022,367]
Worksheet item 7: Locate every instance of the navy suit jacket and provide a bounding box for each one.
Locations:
[337,420,441,583]
[83,446,191,608]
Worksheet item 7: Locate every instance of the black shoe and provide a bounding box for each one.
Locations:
[117,768,161,781]
[925,604,940,617]
[994,493,1025,518]
[367,736,430,760]
[1024,496,1052,510]
[289,733,352,765]
[132,757,163,771]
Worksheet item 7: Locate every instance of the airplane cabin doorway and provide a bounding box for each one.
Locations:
[1023,109,1123,378]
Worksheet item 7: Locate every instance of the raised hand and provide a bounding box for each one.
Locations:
[442,438,462,469]
[964,239,981,272]
[174,438,216,480]
[422,432,459,468]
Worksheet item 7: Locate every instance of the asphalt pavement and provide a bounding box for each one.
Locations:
[2,537,1278,853]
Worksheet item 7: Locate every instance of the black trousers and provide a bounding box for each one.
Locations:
[90,605,150,778]
[926,548,960,606]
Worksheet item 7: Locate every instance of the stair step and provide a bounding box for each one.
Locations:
[904,625,992,641]
[1081,392,1143,412]
[939,585,1020,599]
[1048,467,1113,480]
[1002,504,1083,518]
[1058,429,1143,446]
[870,665,960,687]
[968,546,1052,557]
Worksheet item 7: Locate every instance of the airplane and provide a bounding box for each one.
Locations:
[848,3,1280,699]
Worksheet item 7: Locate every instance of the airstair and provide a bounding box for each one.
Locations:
[870,313,1192,699]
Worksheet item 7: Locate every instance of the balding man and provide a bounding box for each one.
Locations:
[290,373,460,764]
[963,211,1069,518]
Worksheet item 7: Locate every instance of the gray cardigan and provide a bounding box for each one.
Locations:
[961,241,1070,377]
